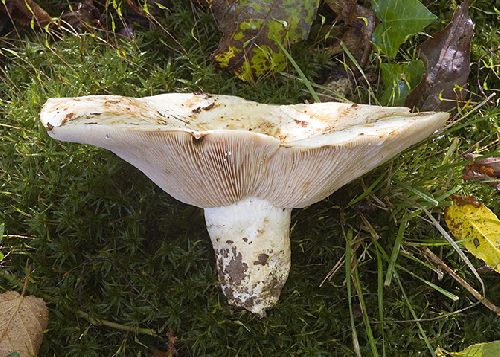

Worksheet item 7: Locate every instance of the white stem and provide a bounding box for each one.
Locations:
[204,197,291,315]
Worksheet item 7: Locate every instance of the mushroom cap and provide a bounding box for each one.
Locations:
[40,93,449,208]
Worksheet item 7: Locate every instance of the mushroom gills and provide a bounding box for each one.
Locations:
[204,197,291,315]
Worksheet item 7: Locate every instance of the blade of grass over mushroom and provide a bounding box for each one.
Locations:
[345,229,362,357]
[384,213,410,287]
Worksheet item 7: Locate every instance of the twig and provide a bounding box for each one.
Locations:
[422,207,485,295]
[419,247,500,315]
[77,310,159,336]
[319,255,344,287]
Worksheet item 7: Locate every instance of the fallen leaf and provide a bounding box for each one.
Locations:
[449,194,481,208]
[323,0,356,24]
[0,291,49,357]
[211,0,319,81]
[380,60,424,106]
[406,0,474,111]
[445,199,500,273]
[463,157,500,190]
[60,0,100,31]
[325,1,376,67]
[166,329,177,356]
[0,0,51,28]
[152,330,177,356]
[372,0,436,58]
[436,340,500,356]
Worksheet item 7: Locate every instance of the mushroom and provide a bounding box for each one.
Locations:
[40,93,449,315]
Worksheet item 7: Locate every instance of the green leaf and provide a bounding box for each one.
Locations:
[372,0,437,58]
[212,0,319,81]
[436,340,500,356]
[380,60,424,106]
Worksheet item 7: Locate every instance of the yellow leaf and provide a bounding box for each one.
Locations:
[436,340,500,356]
[0,291,48,357]
[445,202,500,273]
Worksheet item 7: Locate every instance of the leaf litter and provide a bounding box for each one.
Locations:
[0,291,48,357]
[445,197,500,274]
[462,155,500,191]
[211,0,319,81]
[406,0,474,111]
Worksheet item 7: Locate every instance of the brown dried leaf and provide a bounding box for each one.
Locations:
[324,1,375,67]
[450,194,482,207]
[463,157,500,190]
[0,291,48,357]
[152,330,177,357]
[60,0,100,30]
[0,0,51,27]
[406,0,474,111]
[324,0,357,24]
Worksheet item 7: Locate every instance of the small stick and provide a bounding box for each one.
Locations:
[419,247,500,315]
[77,310,158,336]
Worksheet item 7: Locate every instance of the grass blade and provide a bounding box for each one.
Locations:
[345,229,362,357]
[376,248,386,357]
[352,261,379,357]
[384,214,410,287]
[394,274,434,356]
[276,42,321,103]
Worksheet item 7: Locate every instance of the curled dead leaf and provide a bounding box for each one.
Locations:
[450,194,481,208]
[406,0,474,111]
[463,157,500,190]
[0,0,51,28]
[0,291,48,357]
[60,0,100,31]
[325,1,375,67]
[324,0,356,24]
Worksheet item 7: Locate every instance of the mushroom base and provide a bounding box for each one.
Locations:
[204,197,291,315]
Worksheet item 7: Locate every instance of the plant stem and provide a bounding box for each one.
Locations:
[76,311,159,336]
[419,247,500,315]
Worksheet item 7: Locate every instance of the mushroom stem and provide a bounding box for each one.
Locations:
[204,197,291,315]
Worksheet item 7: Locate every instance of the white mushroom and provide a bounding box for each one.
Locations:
[40,93,449,315]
